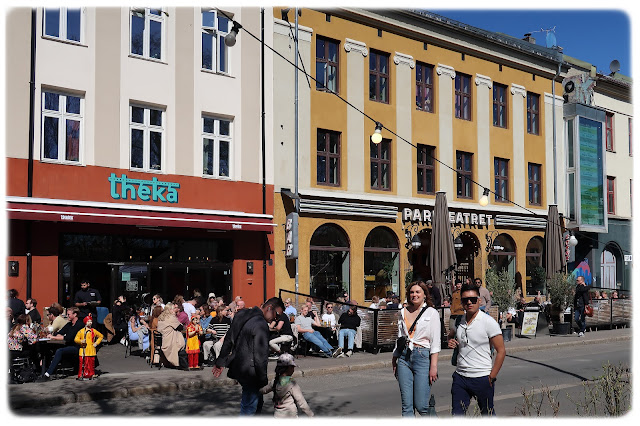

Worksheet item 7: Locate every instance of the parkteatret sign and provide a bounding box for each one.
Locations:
[402,208,493,228]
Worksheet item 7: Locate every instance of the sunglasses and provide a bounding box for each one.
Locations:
[461,297,479,304]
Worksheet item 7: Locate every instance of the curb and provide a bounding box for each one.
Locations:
[9,334,631,410]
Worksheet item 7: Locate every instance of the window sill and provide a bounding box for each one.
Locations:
[416,191,435,196]
[200,68,235,78]
[129,168,165,174]
[526,132,540,136]
[40,159,85,167]
[606,149,616,153]
[317,88,339,95]
[201,174,234,181]
[369,99,390,105]
[415,107,434,113]
[41,35,87,48]
[317,183,341,188]
[492,125,508,129]
[455,117,472,122]
[128,54,167,65]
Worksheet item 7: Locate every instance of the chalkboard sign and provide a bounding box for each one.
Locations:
[521,312,539,337]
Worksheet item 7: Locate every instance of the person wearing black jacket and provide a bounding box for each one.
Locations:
[427,280,442,307]
[38,307,84,380]
[573,276,590,337]
[337,305,361,357]
[213,297,285,415]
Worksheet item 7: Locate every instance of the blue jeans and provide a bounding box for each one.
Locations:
[302,331,333,355]
[396,346,434,417]
[451,371,495,416]
[338,328,356,350]
[574,307,586,333]
[46,345,78,376]
[240,383,264,415]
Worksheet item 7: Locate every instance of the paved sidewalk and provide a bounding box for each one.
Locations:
[7,327,631,410]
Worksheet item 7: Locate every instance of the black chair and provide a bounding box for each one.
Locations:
[124,332,132,358]
[149,331,163,369]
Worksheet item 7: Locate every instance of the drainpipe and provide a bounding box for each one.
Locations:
[261,8,267,302]
[26,8,37,299]
[294,8,299,296]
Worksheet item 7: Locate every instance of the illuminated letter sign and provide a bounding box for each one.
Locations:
[285,212,298,260]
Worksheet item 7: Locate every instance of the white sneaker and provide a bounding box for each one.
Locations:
[578,332,584,337]
[336,353,345,358]
[332,347,343,358]
[346,350,353,357]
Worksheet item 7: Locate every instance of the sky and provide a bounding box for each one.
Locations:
[430,9,632,76]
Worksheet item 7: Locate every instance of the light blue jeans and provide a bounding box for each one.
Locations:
[338,328,356,350]
[302,331,333,355]
[239,383,263,415]
[396,346,434,417]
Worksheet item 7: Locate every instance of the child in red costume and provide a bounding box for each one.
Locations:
[186,314,203,369]
[74,314,103,380]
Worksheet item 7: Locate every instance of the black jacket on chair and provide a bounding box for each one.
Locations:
[214,307,269,388]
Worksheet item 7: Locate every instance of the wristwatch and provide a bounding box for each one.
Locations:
[489,376,497,384]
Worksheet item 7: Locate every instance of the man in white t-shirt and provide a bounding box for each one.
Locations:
[321,303,337,328]
[447,284,505,416]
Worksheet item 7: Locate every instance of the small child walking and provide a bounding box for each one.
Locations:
[186,314,203,370]
[260,353,314,418]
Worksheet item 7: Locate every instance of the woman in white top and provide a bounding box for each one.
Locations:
[392,280,441,417]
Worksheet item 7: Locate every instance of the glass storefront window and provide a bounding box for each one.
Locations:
[525,237,545,295]
[364,227,399,300]
[310,224,350,300]
[488,234,516,278]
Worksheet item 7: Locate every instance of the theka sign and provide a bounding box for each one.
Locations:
[109,173,180,203]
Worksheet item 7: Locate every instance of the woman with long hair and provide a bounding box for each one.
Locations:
[8,314,38,361]
[157,303,186,368]
[392,280,441,416]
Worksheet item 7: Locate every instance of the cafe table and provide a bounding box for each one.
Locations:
[36,337,65,375]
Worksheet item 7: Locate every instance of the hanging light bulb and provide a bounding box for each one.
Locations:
[569,233,578,246]
[224,22,242,47]
[479,187,490,207]
[371,122,383,144]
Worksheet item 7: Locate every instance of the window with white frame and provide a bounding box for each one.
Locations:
[43,8,83,43]
[202,116,232,178]
[41,91,83,163]
[201,9,230,73]
[130,7,164,60]
[130,105,164,171]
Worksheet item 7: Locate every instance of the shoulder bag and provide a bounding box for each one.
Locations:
[396,305,428,353]
[584,292,594,317]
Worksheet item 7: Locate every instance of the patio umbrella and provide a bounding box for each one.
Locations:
[429,191,457,298]
[544,204,566,280]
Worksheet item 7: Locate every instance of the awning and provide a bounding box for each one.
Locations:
[6,197,275,232]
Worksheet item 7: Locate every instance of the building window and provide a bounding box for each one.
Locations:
[371,139,391,190]
[369,50,389,103]
[130,105,164,171]
[41,91,82,163]
[629,118,632,156]
[364,227,400,300]
[493,83,508,128]
[605,112,614,151]
[456,151,473,198]
[202,116,232,178]
[454,73,472,120]
[607,176,615,214]
[316,36,339,93]
[43,8,83,43]
[526,92,540,135]
[528,163,542,205]
[417,144,435,194]
[202,9,230,73]
[317,129,340,186]
[494,158,509,202]
[310,224,350,300]
[130,7,164,60]
[415,62,434,112]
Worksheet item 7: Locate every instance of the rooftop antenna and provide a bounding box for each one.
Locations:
[528,27,557,48]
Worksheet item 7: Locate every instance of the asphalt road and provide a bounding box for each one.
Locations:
[15,341,630,417]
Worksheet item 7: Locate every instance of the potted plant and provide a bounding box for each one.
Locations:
[547,273,575,334]
[485,268,516,341]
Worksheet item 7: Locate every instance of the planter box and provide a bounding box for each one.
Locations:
[501,327,512,342]
[552,322,571,335]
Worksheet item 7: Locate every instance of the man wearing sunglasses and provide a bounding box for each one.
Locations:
[447,284,505,416]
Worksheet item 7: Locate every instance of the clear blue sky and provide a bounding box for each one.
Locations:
[430,9,631,76]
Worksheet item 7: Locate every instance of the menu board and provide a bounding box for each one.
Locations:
[578,117,605,229]
[521,312,539,337]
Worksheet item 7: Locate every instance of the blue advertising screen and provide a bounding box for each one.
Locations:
[578,117,604,228]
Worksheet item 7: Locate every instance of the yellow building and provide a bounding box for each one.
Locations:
[272,8,567,304]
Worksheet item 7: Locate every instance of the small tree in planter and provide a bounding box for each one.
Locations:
[485,268,516,327]
[547,273,575,324]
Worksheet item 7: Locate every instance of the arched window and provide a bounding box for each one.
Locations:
[310,224,350,300]
[525,236,545,295]
[455,231,480,284]
[364,227,399,301]
[488,233,516,278]
[601,242,622,290]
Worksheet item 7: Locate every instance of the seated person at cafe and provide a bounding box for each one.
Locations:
[202,305,232,364]
[157,303,186,368]
[601,291,609,300]
[48,303,69,333]
[25,298,41,324]
[269,309,294,356]
[8,314,38,364]
[199,304,213,338]
[128,308,150,352]
[387,295,401,310]
[295,306,340,358]
[39,307,84,381]
[611,290,619,299]
[305,297,319,314]
[173,300,190,328]
[369,296,380,309]
[337,304,361,357]
[505,307,521,327]
[284,298,297,316]
[321,303,338,328]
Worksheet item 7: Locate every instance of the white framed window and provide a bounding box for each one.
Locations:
[43,8,84,43]
[130,105,164,172]
[130,7,165,60]
[202,116,232,178]
[41,90,83,164]
[201,9,231,74]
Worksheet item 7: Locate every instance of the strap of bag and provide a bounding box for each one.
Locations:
[407,305,428,335]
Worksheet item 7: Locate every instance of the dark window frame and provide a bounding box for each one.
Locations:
[415,62,434,113]
[607,176,615,214]
[370,138,391,191]
[528,163,542,206]
[315,35,340,94]
[316,128,341,186]
[454,73,472,121]
[526,92,540,135]
[605,112,614,151]
[369,50,390,104]
[494,157,509,203]
[456,151,473,199]
[416,144,435,194]
[629,117,632,156]
[493,83,508,128]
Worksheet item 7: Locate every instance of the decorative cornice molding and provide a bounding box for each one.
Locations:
[393,52,415,69]
[510,83,526,97]
[344,38,368,56]
[273,18,313,42]
[544,92,565,105]
[436,64,455,79]
[475,73,492,89]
